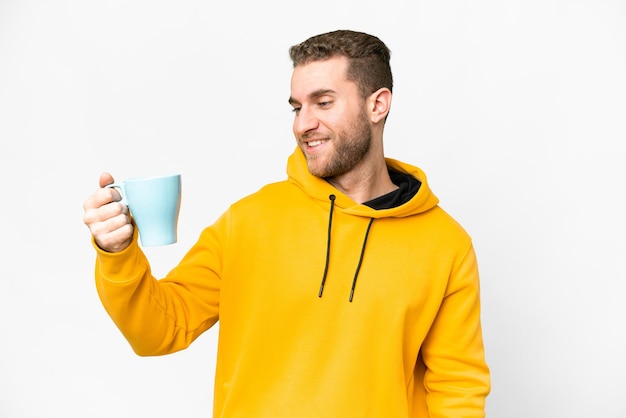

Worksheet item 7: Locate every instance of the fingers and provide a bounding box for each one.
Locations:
[83,199,128,228]
[91,209,134,253]
[83,186,121,212]
[83,173,134,253]
[84,201,134,253]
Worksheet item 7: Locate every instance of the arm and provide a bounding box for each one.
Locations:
[94,223,223,356]
[85,172,222,356]
[421,243,491,417]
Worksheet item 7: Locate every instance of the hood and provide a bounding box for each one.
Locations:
[286,147,439,218]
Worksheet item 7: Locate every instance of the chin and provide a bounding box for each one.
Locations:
[306,165,325,178]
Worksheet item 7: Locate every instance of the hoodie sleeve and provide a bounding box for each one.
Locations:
[420,242,491,417]
[94,216,225,356]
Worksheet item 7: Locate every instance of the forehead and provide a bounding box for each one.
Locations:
[290,56,352,100]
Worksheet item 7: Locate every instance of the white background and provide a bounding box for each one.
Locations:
[1,0,625,417]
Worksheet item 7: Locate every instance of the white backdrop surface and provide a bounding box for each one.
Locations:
[1,0,625,417]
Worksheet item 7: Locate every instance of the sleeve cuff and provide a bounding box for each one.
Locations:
[92,230,147,283]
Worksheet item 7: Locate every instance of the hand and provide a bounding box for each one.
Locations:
[83,172,134,252]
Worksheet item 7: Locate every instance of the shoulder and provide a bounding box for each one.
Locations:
[229,180,304,213]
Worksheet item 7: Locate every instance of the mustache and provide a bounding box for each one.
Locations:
[300,132,330,141]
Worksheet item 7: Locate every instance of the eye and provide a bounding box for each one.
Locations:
[318,100,332,108]
[291,106,301,114]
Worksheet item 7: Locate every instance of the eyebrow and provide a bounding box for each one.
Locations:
[288,89,336,106]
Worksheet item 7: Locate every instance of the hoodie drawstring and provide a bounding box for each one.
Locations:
[318,195,335,298]
[318,194,375,302]
[349,218,374,302]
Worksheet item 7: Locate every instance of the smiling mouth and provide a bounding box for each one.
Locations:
[306,139,325,147]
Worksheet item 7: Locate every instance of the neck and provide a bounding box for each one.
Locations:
[326,158,397,204]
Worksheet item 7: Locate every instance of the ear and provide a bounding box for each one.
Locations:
[368,88,392,124]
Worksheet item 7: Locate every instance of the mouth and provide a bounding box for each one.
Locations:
[306,139,326,147]
[302,135,330,149]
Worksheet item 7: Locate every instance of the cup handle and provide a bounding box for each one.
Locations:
[105,183,128,206]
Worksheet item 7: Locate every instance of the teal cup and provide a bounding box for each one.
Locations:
[106,174,181,247]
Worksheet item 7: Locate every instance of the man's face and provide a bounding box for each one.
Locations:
[289,56,372,178]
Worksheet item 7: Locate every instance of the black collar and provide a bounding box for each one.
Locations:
[363,170,421,210]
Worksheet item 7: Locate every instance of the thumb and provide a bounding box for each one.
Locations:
[99,172,115,188]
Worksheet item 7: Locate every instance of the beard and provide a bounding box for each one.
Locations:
[303,108,373,178]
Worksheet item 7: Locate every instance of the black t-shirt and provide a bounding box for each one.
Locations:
[363,170,421,210]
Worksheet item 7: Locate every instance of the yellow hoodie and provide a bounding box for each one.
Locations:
[94,149,490,417]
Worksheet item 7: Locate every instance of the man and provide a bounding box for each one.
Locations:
[83,29,490,417]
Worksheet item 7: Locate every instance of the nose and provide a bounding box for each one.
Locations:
[293,106,319,136]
